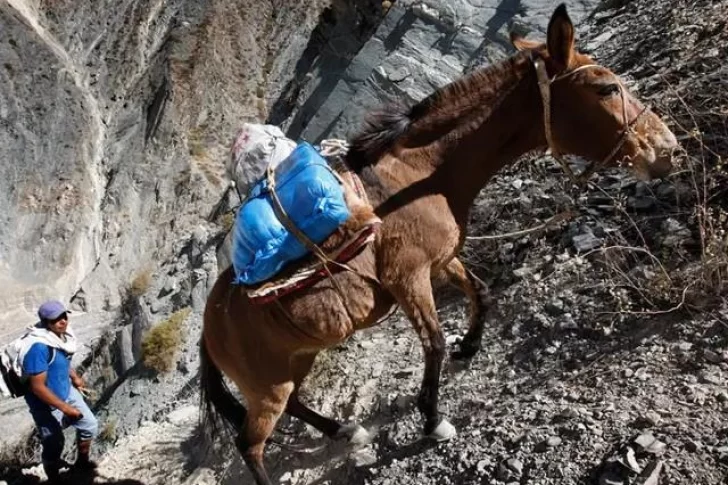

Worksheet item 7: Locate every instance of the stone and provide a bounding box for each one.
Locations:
[704,349,724,364]
[619,446,642,473]
[686,439,702,452]
[700,371,722,385]
[115,325,136,374]
[351,448,378,467]
[514,266,532,278]
[505,458,524,476]
[634,433,667,455]
[545,298,565,316]
[166,405,198,426]
[547,436,563,447]
[573,231,602,252]
[387,67,410,83]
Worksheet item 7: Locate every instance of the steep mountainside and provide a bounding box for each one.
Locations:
[1,0,727,484]
[0,0,382,333]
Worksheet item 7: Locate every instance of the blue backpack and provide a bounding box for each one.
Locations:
[231,142,351,285]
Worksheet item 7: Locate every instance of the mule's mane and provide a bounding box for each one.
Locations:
[346,51,531,172]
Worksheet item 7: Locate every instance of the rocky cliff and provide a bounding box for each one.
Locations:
[0,0,386,332]
[0,0,385,456]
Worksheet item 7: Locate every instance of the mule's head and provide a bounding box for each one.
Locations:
[511,4,678,180]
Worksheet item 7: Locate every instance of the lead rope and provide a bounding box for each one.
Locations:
[533,55,579,183]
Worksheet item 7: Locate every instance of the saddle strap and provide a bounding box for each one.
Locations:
[264,162,379,295]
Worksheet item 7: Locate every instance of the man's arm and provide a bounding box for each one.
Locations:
[28,373,82,419]
[69,368,84,389]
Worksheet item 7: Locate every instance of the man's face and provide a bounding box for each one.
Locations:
[46,312,68,335]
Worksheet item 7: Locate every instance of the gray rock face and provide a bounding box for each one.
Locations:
[0,0,345,451]
[0,0,345,334]
[275,0,599,143]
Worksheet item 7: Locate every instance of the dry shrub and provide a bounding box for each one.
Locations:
[130,268,153,297]
[219,211,235,232]
[99,416,118,443]
[579,0,728,315]
[188,126,208,160]
[141,307,191,373]
[0,430,38,475]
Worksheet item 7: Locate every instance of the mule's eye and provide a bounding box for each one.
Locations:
[597,83,620,97]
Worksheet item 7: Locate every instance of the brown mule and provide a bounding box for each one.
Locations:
[200,5,678,484]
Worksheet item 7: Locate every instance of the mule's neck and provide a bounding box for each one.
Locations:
[436,55,546,218]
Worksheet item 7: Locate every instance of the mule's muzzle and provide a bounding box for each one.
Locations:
[629,118,679,180]
[645,128,678,179]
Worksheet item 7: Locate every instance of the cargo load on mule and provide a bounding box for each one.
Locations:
[228,123,381,303]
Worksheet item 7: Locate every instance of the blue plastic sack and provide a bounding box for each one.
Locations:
[232,142,351,285]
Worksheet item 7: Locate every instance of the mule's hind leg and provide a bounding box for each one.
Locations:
[236,382,293,485]
[387,267,456,442]
[286,353,371,447]
[445,258,489,360]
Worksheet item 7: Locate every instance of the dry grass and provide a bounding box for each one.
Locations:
[130,268,153,297]
[0,430,38,475]
[575,0,728,316]
[141,307,191,373]
[99,416,118,443]
[219,211,235,232]
[188,127,208,160]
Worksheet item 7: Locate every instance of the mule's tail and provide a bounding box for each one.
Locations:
[199,337,246,437]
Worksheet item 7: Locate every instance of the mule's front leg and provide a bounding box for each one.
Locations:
[389,269,456,442]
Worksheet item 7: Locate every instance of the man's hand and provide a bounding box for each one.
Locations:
[62,405,83,421]
[28,373,79,417]
[71,374,85,389]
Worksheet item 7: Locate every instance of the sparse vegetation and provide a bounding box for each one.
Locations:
[188,126,208,160]
[219,211,235,232]
[130,268,153,297]
[141,308,191,373]
[99,417,118,443]
[0,431,37,477]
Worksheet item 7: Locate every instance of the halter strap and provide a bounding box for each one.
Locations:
[530,52,649,186]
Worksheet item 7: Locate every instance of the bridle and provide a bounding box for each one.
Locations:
[531,52,650,186]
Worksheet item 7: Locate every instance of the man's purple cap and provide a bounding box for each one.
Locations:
[38,300,68,321]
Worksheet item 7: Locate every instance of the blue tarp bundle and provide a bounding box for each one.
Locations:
[232,142,351,285]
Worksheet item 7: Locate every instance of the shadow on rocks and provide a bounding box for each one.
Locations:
[3,466,149,485]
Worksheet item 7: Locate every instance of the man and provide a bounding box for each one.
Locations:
[22,300,98,482]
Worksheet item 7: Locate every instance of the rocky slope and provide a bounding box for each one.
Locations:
[2,0,727,484]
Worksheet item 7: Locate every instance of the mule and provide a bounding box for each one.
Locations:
[200,5,678,484]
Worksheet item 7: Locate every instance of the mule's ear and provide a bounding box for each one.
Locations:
[510,31,541,51]
[547,4,575,71]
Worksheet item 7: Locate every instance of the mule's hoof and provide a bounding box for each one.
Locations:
[451,339,480,360]
[429,419,457,442]
[337,424,372,448]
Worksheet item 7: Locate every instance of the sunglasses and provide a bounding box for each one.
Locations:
[48,312,68,324]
